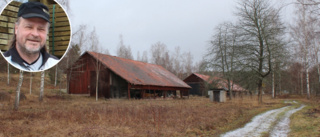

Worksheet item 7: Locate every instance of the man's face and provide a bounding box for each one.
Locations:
[15,17,49,54]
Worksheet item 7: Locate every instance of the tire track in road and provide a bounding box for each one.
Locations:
[269,104,305,137]
[221,101,305,137]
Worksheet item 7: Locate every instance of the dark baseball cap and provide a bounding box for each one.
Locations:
[17,2,50,22]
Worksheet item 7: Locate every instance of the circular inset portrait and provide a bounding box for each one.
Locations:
[0,0,71,72]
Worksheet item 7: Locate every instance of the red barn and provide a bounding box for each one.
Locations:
[67,51,191,99]
[183,73,246,96]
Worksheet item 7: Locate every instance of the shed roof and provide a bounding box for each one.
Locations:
[189,73,246,92]
[86,51,191,89]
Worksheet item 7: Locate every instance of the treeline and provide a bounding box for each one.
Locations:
[57,0,320,102]
[203,0,320,102]
[2,0,320,111]
[66,26,205,80]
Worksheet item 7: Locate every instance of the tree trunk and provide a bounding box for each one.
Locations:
[54,65,58,87]
[7,62,9,85]
[272,70,275,99]
[228,79,233,100]
[14,70,24,110]
[96,70,99,101]
[39,71,45,102]
[301,71,303,95]
[316,54,320,96]
[302,2,310,99]
[278,71,281,96]
[318,63,320,96]
[30,72,33,94]
[95,59,100,101]
[66,56,69,91]
[228,81,234,100]
[306,67,310,99]
[258,79,263,103]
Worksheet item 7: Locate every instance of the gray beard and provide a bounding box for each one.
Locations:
[17,43,43,56]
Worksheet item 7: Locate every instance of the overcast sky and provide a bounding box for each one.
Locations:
[69,0,294,63]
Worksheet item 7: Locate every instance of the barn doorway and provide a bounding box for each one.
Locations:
[90,70,110,98]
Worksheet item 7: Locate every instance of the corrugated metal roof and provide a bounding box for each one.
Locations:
[87,51,191,89]
[193,73,211,82]
[193,73,246,91]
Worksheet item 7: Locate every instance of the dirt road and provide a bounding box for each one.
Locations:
[221,101,305,137]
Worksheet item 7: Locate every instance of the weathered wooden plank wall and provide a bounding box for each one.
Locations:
[48,3,70,57]
[0,1,20,51]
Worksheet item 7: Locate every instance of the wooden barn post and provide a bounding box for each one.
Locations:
[128,83,131,100]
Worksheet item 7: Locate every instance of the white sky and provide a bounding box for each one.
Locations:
[69,0,241,62]
[0,0,296,63]
[6,0,291,63]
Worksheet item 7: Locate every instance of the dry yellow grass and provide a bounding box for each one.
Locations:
[0,72,290,136]
[289,96,320,137]
[0,92,287,136]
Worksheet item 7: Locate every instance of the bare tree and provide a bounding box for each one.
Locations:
[305,0,320,96]
[314,36,320,96]
[205,22,239,100]
[141,50,149,63]
[55,0,71,14]
[39,71,45,101]
[61,25,90,93]
[137,51,141,61]
[54,65,58,87]
[297,0,320,18]
[173,46,183,78]
[150,42,171,68]
[290,0,319,99]
[30,72,33,94]
[164,51,173,73]
[149,43,196,79]
[236,0,286,103]
[271,59,276,98]
[116,35,133,59]
[73,25,89,52]
[182,51,194,79]
[63,44,81,93]
[193,59,207,73]
[88,28,103,101]
[7,63,9,85]
[14,70,23,110]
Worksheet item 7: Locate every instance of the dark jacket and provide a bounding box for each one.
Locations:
[3,46,59,71]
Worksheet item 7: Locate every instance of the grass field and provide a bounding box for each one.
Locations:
[0,72,319,136]
[0,93,285,136]
[289,97,320,136]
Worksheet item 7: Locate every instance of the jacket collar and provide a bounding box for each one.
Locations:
[5,46,51,70]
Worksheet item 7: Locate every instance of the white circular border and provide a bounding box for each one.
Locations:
[0,0,73,72]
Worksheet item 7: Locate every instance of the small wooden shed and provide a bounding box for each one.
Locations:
[183,73,211,96]
[208,89,227,102]
[67,51,191,99]
[184,73,246,97]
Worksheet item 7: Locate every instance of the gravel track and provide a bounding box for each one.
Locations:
[221,101,305,137]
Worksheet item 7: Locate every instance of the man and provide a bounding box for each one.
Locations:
[3,2,59,71]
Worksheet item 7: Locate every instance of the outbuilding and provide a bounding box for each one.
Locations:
[184,73,246,97]
[67,51,191,99]
[208,89,227,102]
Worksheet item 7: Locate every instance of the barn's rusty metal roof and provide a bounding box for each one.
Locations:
[193,73,246,92]
[87,52,191,89]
